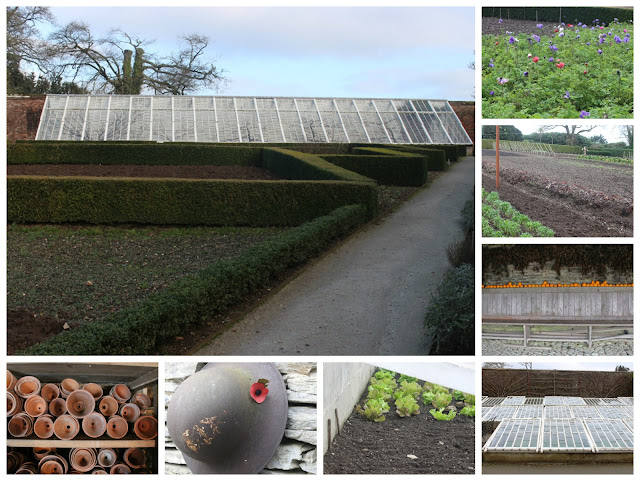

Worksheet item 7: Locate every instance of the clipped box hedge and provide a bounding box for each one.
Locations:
[367,146,448,171]
[321,150,428,186]
[22,204,369,355]
[8,142,262,166]
[482,6,633,24]
[8,175,377,226]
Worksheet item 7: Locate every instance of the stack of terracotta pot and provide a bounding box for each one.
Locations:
[6,370,158,441]
[7,448,154,474]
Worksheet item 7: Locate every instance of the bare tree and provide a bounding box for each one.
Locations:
[542,125,597,146]
[47,22,226,95]
[482,362,508,369]
[7,6,54,69]
[519,362,533,369]
[617,125,633,147]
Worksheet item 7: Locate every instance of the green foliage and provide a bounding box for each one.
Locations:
[482,7,633,25]
[374,368,396,380]
[395,395,421,418]
[482,188,555,237]
[461,198,474,232]
[367,383,392,401]
[422,382,449,395]
[8,142,262,166]
[482,20,633,118]
[464,394,476,405]
[429,408,457,421]
[433,392,453,410]
[8,176,377,227]
[357,398,390,422]
[393,381,422,401]
[397,374,419,384]
[424,264,474,354]
[578,153,633,164]
[460,405,475,417]
[369,377,398,396]
[453,390,466,401]
[21,204,368,355]
[321,152,428,186]
[354,145,449,171]
[422,391,436,406]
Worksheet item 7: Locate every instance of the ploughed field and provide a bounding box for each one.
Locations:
[7,164,282,180]
[482,150,633,237]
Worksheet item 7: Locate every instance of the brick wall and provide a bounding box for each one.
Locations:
[450,101,475,145]
[7,96,46,141]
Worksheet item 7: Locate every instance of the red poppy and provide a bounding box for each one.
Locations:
[495,41,499,45]
[250,382,269,403]
[556,62,565,68]
[583,70,588,74]
[567,24,573,28]
[554,29,558,32]
[533,56,539,62]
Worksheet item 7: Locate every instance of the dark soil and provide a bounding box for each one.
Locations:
[324,377,475,474]
[7,164,282,180]
[482,150,633,237]
[7,308,69,355]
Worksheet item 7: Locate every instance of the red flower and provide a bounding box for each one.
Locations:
[250,382,269,403]
[533,56,539,62]
[555,29,558,32]
[583,70,588,74]
[556,62,565,68]
[495,41,499,45]
[567,24,573,28]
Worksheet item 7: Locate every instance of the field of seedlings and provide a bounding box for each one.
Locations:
[324,369,475,474]
[482,189,554,237]
[482,150,633,237]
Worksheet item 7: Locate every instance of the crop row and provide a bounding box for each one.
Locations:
[482,188,555,237]
[577,154,633,165]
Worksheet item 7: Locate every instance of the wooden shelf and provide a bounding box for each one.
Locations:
[7,434,156,449]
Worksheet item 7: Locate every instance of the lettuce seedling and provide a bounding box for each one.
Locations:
[453,390,466,401]
[374,369,396,380]
[460,405,475,417]
[433,392,452,410]
[367,383,392,401]
[422,391,436,406]
[369,376,397,395]
[356,398,389,422]
[393,381,422,401]
[398,374,418,384]
[464,394,476,405]
[429,408,457,421]
[395,395,421,417]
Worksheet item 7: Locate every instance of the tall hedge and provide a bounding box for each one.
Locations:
[482,6,633,24]
[321,152,428,186]
[8,142,262,166]
[364,146,449,171]
[21,204,369,355]
[8,176,378,226]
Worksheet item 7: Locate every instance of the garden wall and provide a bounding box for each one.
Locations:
[165,362,317,474]
[323,363,376,454]
[483,263,633,286]
[449,101,475,144]
[6,96,46,141]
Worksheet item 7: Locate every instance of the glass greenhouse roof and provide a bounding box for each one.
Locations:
[36,95,472,145]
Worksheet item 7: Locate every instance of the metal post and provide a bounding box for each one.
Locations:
[80,96,91,141]
[496,125,500,190]
[103,95,112,141]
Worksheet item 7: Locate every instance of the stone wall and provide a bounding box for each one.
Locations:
[165,362,317,475]
[483,262,633,286]
[450,100,475,145]
[7,96,46,141]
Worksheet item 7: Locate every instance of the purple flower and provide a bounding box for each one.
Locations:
[576,35,580,39]
[558,32,565,37]
[579,110,590,119]
[623,36,630,43]
[509,36,516,44]
[523,71,529,77]
[614,35,622,43]
[497,77,510,85]
[537,23,543,28]
[489,90,495,96]
[586,42,590,45]
[599,35,606,44]
[564,91,570,99]
[549,44,558,52]
[548,57,554,62]
[598,49,603,54]
[489,59,494,67]
[499,18,503,23]
[532,34,541,42]
[578,22,582,26]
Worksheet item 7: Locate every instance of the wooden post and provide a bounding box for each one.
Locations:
[495,125,500,189]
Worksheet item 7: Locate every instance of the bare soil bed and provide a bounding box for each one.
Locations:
[324,384,475,474]
[482,150,633,237]
[7,164,282,180]
[482,16,566,37]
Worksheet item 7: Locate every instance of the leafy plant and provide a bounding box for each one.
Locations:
[453,390,465,401]
[394,381,422,400]
[422,391,436,406]
[464,394,476,405]
[369,376,397,396]
[482,188,554,237]
[429,408,457,421]
[460,405,475,417]
[356,398,390,422]
[367,383,392,401]
[433,392,452,410]
[374,369,396,380]
[398,374,418,384]
[395,395,421,417]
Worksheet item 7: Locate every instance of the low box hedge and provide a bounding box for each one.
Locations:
[482,6,633,25]
[21,204,369,355]
[8,142,262,166]
[370,146,448,171]
[321,151,428,186]
[8,175,378,226]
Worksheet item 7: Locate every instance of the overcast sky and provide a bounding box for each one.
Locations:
[38,5,475,100]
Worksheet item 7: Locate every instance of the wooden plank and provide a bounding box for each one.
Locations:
[6,437,156,448]
[7,363,157,384]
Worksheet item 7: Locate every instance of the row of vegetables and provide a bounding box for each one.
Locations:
[356,369,475,423]
[482,188,555,237]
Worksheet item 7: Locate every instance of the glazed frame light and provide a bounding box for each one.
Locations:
[483,419,541,452]
[36,95,473,145]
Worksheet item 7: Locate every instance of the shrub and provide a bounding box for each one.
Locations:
[21,204,369,355]
[320,152,428,186]
[424,263,474,354]
[355,145,449,171]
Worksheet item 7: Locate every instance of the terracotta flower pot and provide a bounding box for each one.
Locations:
[106,415,128,439]
[7,391,23,416]
[15,462,38,474]
[60,378,80,398]
[91,468,108,474]
[15,376,41,398]
[7,370,17,391]
[34,415,56,439]
[33,447,55,460]
[39,454,69,474]
[120,403,141,423]
[110,464,131,474]
[53,414,80,440]
[132,392,151,411]
[41,383,60,402]
[40,460,65,474]
[24,395,48,417]
[82,412,107,438]
[83,383,104,400]
[99,396,119,417]
[66,389,96,418]
[134,415,158,439]
[97,448,117,468]
[110,384,131,403]
[8,413,34,437]
[49,397,68,417]
[7,451,26,473]
[123,448,147,469]
[70,447,97,472]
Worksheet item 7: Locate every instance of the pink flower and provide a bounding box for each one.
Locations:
[533,56,539,62]
[250,382,269,403]
[556,62,565,68]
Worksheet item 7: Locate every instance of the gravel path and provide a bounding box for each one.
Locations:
[196,155,475,356]
[482,339,633,356]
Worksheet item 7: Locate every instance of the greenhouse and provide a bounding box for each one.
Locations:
[35,95,472,145]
